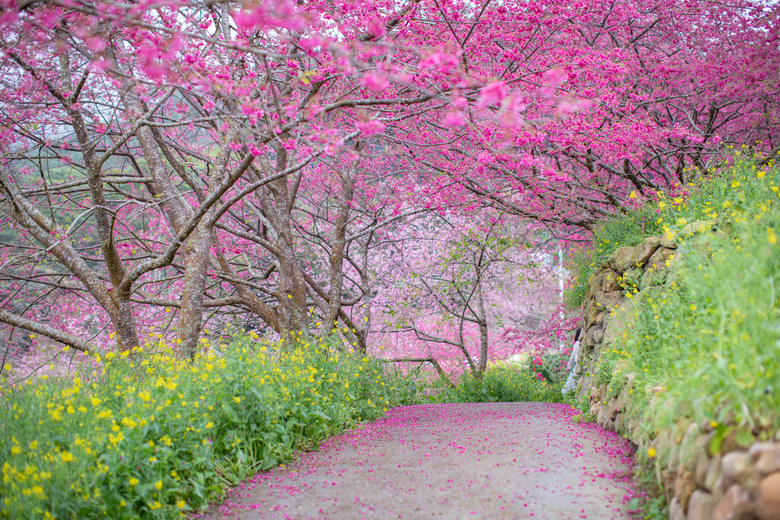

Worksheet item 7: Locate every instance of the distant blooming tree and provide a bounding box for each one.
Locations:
[371,212,568,379]
[0,0,777,370]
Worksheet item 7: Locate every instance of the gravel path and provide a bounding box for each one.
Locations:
[206,402,635,520]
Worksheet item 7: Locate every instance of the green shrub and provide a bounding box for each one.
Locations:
[436,364,564,404]
[594,152,780,441]
[531,351,568,384]
[0,334,411,519]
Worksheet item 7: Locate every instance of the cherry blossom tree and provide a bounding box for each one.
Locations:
[0,0,777,368]
[370,211,567,379]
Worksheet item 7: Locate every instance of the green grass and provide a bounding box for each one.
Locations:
[0,334,414,520]
[593,151,780,437]
[566,149,778,308]
[567,149,780,518]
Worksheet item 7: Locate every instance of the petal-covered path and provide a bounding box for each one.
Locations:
[206,403,635,520]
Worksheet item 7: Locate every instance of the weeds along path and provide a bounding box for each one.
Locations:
[205,402,634,520]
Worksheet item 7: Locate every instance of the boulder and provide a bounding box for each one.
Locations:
[674,469,698,512]
[750,443,780,476]
[596,400,606,419]
[586,305,604,327]
[721,451,755,491]
[646,246,674,270]
[642,235,662,249]
[578,374,594,396]
[600,269,621,292]
[631,238,660,267]
[609,246,636,271]
[585,325,604,346]
[679,423,702,471]
[712,484,755,520]
[755,472,780,520]
[705,455,723,492]
[607,395,623,420]
[660,234,679,248]
[688,490,720,520]
[588,272,603,298]
[654,431,674,467]
[669,497,686,520]
[595,290,623,311]
[681,219,714,236]
[669,442,681,473]
[695,450,711,488]
[663,469,678,498]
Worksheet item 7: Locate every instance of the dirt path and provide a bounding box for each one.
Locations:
[206,402,635,520]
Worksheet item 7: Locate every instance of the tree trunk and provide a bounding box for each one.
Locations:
[324,163,356,334]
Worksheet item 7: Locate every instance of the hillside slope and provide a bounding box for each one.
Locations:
[568,152,780,520]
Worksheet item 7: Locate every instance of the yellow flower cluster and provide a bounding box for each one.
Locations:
[1,334,399,519]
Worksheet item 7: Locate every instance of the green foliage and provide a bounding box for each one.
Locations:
[566,210,657,308]
[569,150,780,518]
[0,335,412,519]
[566,149,777,308]
[628,464,670,520]
[530,351,568,384]
[435,363,564,404]
[599,153,780,437]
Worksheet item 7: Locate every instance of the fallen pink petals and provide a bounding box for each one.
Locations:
[202,403,636,520]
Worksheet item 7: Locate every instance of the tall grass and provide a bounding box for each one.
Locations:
[568,150,780,517]
[570,148,780,456]
[434,352,567,404]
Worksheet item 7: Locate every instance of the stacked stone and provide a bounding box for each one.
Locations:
[573,224,780,520]
[666,433,780,520]
[575,233,678,429]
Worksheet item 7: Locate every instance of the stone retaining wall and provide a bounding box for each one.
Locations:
[573,225,780,520]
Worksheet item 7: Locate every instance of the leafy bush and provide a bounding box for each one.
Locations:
[436,363,564,404]
[0,334,412,519]
[529,351,568,384]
